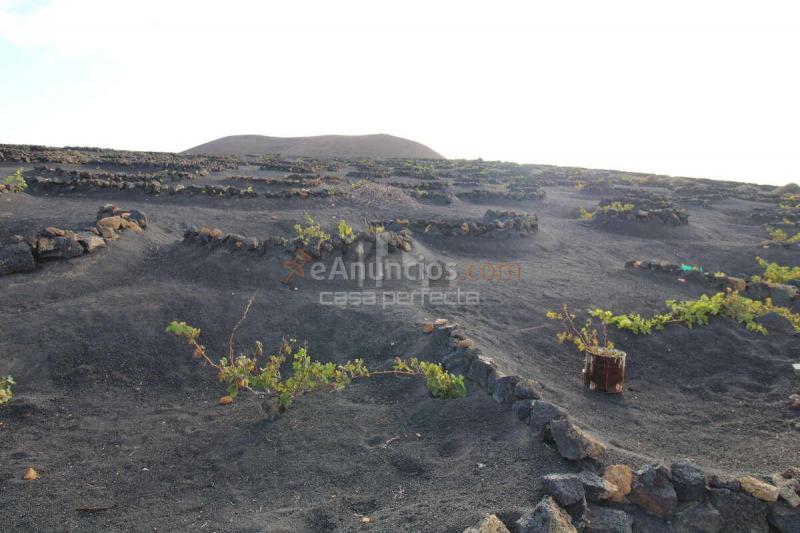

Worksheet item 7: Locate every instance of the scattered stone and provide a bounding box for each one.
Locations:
[529,401,568,440]
[442,350,471,375]
[708,488,769,533]
[513,378,541,401]
[489,374,519,405]
[463,514,510,533]
[708,474,740,492]
[739,476,779,502]
[548,419,606,461]
[579,506,632,533]
[515,496,577,533]
[671,503,723,533]
[96,224,118,240]
[0,241,36,276]
[513,400,533,422]
[76,232,106,253]
[44,226,66,236]
[35,233,84,260]
[628,465,677,517]
[602,465,633,503]
[578,471,617,502]
[789,394,800,410]
[671,462,706,502]
[97,216,124,230]
[768,501,800,532]
[771,472,800,507]
[541,473,586,508]
[125,209,148,229]
[466,355,496,388]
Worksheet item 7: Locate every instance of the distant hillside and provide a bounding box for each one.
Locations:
[182,134,444,159]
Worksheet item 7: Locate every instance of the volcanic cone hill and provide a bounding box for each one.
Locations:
[182,133,444,159]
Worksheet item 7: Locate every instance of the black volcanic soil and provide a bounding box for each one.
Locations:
[1,161,799,532]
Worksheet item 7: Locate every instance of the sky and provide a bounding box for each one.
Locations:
[0,1,798,186]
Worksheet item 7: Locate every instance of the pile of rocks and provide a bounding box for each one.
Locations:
[374,210,538,238]
[429,322,800,533]
[0,204,147,277]
[182,225,413,259]
[625,259,799,311]
[457,188,546,203]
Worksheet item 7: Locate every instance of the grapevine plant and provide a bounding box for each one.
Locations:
[0,375,14,405]
[766,227,800,244]
[337,220,355,244]
[589,289,800,335]
[3,169,27,192]
[579,201,635,220]
[166,298,465,410]
[293,212,331,245]
[751,257,800,285]
[547,304,616,353]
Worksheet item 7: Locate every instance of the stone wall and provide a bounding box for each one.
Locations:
[0,204,147,277]
[26,177,340,200]
[588,194,689,226]
[182,225,413,260]
[425,321,800,532]
[457,189,546,202]
[625,259,799,311]
[374,210,538,238]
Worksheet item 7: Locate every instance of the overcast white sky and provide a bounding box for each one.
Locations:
[1,1,798,185]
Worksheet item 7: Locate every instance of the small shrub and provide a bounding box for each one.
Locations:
[293,212,331,245]
[3,169,27,191]
[392,357,466,399]
[600,201,635,213]
[766,227,800,244]
[337,220,355,244]
[0,375,14,405]
[547,304,615,352]
[752,257,800,284]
